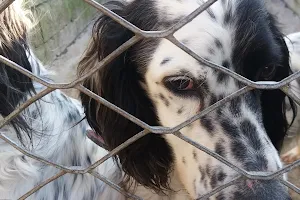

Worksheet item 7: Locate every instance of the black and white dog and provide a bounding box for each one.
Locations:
[0,1,122,200]
[79,0,300,199]
[1,0,300,199]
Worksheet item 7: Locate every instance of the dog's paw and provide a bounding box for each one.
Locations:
[281,146,300,164]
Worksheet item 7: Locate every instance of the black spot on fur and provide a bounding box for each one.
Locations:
[216,192,226,200]
[67,111,79,123]
[177,106,184,114]
[193,149,198,161]
[231,140,248,161]
[218,94,226,101]
[86,156,92,165]
[217,61,230,83]
[208,48,215,55]
[215,142,226,157]
[229,97,242,117]
[217,171,227,182]
[210,95,218,105]
[215,38,223,50]
[240,119,262,150]
[199,166,205,181]
[210,170,218,189]
[182,157,186,165]
[244,91,261,114]
[222,60,230,68]
[159,93,170,107]
[206,164,212,176]
[201,116,215,134]
[220,120,239,138]
[223,7,233,25]
[21,155,26,162]
[217,72,228,83]
[160,57,171,65]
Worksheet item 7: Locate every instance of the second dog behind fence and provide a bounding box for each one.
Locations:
[1,0,300,199]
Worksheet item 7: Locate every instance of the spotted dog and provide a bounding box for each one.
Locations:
[0,1,122,199]
[79,0,294,199]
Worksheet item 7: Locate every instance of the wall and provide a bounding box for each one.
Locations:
[27,0,101,64]
[285,0,300,15]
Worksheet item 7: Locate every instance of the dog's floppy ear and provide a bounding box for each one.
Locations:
[78,1,173,191]
[261,14,296,151]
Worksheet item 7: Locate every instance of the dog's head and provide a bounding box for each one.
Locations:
[79,0,293,199]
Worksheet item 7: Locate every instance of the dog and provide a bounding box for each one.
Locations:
[78,0,297,199]
[0,1,123,199]
[1,0,299,199]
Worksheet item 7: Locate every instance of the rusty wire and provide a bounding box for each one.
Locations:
[0,0,300,199]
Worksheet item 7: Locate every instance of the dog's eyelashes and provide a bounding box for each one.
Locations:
[164,76,195,91]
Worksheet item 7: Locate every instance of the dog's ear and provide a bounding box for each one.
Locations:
[0,4,34,144]
[260,14,296,151]
[78,1,173,192]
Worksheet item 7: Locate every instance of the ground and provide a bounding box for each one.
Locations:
[42,1,300,198]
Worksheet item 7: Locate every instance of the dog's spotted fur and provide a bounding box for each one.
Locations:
[0,2,122,199]
[79,0,294,199]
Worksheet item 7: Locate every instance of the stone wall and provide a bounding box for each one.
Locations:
[27,0,101,64]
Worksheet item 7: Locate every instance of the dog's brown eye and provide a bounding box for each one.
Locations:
[165,76,194,91]
[259,65,277,80]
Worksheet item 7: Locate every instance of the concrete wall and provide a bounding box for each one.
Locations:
[27,0,101,64]
[285,0,300,15]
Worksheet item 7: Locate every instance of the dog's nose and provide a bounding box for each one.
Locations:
[233,180,291,200]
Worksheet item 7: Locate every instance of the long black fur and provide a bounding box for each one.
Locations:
[81,0,174,192]
[0,35,35,144]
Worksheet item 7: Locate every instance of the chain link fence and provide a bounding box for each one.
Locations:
[1,0,300,199]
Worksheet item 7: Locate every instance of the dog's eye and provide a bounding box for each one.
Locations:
[259,65,277,80]
[164,76,194,91]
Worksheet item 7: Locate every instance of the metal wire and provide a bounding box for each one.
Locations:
[0,0,300,199]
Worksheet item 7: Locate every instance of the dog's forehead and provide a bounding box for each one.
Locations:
[146,1,233,81]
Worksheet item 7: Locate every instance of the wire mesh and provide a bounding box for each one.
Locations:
[0,0,300,199]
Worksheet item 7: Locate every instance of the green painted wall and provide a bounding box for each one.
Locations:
[27,0,102,64]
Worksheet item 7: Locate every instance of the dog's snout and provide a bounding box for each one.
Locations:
[233,180,291,200]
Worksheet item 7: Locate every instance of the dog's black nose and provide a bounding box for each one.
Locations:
[233,180,291,200]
